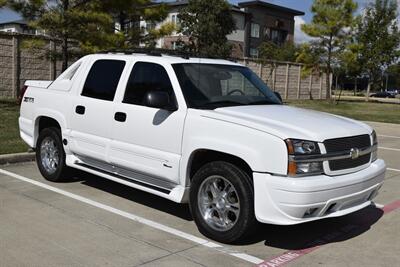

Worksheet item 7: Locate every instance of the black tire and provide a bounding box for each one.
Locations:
[36,127,71,182]
[189,161,256,243]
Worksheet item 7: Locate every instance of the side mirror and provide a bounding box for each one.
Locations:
[274,92,283,102]
[144,91,177,111]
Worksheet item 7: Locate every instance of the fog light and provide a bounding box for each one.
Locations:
[296,162,323,175]
[304,207,318,217]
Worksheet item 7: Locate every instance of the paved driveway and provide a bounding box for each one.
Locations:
[0,121,399,267]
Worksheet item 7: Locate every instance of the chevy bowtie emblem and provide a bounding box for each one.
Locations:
[350,148,360,159]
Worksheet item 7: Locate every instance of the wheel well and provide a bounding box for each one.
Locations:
[188,150,253,180]
[38,116,61,133]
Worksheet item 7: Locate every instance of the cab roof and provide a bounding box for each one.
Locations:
[89,52,242,66]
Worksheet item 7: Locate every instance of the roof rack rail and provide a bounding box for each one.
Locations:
[98,48,193,59]
[97,48,238,61]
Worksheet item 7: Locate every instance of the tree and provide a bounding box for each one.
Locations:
[259,41,299,62]
[296,43,325,78]
[258,41,300,87]
[97,0,172,48]
[355,0,400,100]
[301,0,358,99]
[5,0,117,71]
[178,0,235,58]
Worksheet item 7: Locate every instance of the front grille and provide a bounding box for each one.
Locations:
[324,135,371,171]
[329,154,371,171]
[324,135,371,152]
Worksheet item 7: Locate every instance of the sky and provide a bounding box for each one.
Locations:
[0,0,395,43]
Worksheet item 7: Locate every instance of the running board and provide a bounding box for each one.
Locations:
[75,156,176,194]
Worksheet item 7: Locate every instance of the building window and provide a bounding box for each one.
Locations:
[251,23,260,38]
[249,48,259,58]
[146,22,155,32]
[268,28,288,45]
[171,41,182,50]
[171,14,180,26]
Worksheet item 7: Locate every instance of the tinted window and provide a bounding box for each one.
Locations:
[82,60,125,101]
[173,63,281,109]
[123,62,175,105]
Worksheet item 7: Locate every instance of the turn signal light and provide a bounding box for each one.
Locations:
[288,161,297,176]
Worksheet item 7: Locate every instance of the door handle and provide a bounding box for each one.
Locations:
[75,105,85,115]
[114,112,127,122]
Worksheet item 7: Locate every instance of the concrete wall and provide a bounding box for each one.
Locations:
[240,58,327,100]
[0,33,327,100]
[0,33,66,98]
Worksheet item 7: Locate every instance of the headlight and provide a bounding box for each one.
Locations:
[285,139,323,177]
[286,139,320,155]
[371,130,378,162]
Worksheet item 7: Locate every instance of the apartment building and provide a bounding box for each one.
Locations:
[155,0,304,58]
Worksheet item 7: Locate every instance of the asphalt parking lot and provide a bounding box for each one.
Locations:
[0,121,399,267]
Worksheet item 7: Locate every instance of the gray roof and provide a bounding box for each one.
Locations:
[166,0,189,6]
[166,0,304,16]
[166,0,245,13]
[0,19,28,25]
[238,0,305,16]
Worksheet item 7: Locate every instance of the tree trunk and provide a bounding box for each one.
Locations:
[119,12,126,33]
[61,36,68,71]
[61,0,69,71]
[366,82,371,102]
[325,70,331,100]
[325,34,333,100]
[354,77,357,96]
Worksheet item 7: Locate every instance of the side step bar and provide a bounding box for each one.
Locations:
[75,156,177,194]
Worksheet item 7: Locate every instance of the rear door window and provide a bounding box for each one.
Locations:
[82,60,126,101]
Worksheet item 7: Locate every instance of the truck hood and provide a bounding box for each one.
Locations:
[200,105,372,142]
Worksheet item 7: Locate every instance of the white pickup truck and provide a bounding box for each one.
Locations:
[19,52,386,243]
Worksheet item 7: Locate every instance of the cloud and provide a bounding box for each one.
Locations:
[294,16,313,43]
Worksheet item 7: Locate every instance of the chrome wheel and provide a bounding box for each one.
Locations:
[40,137,60,174]
[197,175,240,231]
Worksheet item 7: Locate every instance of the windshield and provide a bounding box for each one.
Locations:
[172,63,282,109]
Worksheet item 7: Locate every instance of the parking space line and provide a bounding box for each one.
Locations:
[0,168,264,265]
[256,200,400,267]
[387,168,400,173]
[378,134,400,139]
[378,146,400,152]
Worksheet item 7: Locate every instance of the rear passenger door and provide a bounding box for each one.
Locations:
[69,59,126,162]
[109,61,186,184]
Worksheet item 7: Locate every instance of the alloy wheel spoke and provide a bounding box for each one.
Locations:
[198,175,241,231]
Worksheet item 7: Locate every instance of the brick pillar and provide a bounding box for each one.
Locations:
[297,66,301,99]
[284,63,289,99]
[12,35,20,98]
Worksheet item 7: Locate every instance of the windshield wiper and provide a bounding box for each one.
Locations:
[196,100,246,109]
[248,99,279,105]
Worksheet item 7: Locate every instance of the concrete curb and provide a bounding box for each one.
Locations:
[0,152,35,165]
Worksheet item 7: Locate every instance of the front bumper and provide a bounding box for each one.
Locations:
[253,159,386,225]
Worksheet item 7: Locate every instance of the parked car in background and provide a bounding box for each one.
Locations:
[370,91,396,98]
[387,90,399,96]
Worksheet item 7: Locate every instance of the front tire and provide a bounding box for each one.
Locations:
[36,127,71,182]
[189,161,256,243]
